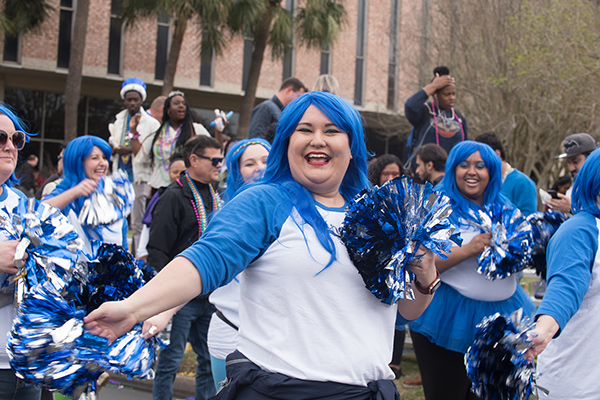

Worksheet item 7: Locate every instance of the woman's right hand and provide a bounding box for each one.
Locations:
[467,232,492,257]
[0,240,20,274]
[75,178,98,197]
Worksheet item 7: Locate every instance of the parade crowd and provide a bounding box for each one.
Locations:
[0,67,598,400]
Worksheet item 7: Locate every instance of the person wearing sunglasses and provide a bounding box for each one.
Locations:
[0,105,41,400]
[43,136,130,249]
[146,134,224,400]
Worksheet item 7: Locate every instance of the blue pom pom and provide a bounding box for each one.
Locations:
[526,210,568,279]
[339,176,461,304]
[471,205,533,280]
[465,310,537,400]
[79,170,135,226]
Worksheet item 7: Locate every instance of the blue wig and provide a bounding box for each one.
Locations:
[47,135,112,213]
[0,104,32,187]
[223,138,271,202]
[571,146,600,216]
[440,140,509,224]
[262,91,370,267]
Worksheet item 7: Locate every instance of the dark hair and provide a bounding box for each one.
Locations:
[367,154,403,185]
[572,147,600,215]
[433,65,450,77]
[474,131,505,161]
[149,93,196,165]
[182,135,222,168]
[279,77,308,93]
[169,152,184,165]
[551,175,571,191]
[416,143,447,172]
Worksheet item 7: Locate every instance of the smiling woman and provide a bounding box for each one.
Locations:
[0,105,41,399]
[84,92,439,400]
[43,136,129,249]
[407,140,536,400]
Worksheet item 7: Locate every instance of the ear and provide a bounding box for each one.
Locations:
[426,161,434,171]
[494,149,502,159]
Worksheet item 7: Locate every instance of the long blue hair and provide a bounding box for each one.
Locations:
[440,140,509,224]
[47,135,112,213]
[262,91,370,267]
[224,138,271,201]
[571,146,600,216]
[0,104,32,187]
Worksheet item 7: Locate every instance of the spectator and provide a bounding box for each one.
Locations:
[415,143,447,186]
[368,154,403,186]
[16,154,38,197]
[147,135,224,400]
[550,175,571,195]
[148,95,167,123]
[247,77,308,141]
[35,144,66,200]
[404,66,467,172]
[526,147,600,400]
[475,131,537,216]
[108,77,161,256]
[548,133,597,213]
[313,74,339,94]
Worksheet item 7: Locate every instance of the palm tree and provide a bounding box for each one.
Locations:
[0,0,53,35]
[120,0,345,135]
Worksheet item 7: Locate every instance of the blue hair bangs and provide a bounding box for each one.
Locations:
[0,104,33,187]
[441,141,506,222]
[261,92,370,269]
[224,138,271,201]
[571,147,600,216]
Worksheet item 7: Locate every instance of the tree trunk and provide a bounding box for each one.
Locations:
[64,0,90,141]
[161,15,187,96]
[237,2,277,138]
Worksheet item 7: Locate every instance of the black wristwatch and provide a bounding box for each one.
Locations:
[414,269,441,295]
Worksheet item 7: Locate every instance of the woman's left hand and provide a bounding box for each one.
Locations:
[408,245,436,287]
[0,240,21,274]
[142,309,176,340]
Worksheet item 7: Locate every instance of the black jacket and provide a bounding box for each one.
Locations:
[147,174,217,272]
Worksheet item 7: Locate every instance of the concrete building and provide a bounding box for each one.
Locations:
[0,0,437,174]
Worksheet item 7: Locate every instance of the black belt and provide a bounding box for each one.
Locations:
[215,309,238,331]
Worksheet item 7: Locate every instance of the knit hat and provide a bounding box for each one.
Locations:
[120,77,147,101]
[558,133,597,158]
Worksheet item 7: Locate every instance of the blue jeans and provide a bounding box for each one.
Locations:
[153,297,216,400]
[0,369,40,400]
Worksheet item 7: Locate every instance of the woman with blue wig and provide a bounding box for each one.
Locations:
[0,105,40,399]
[86,92,438,399]
[208,138,271,389]
[526,146,600,400]
[408,140,536,400]
[44,135,129,249]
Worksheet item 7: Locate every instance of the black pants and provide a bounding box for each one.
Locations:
[410,331,480,400]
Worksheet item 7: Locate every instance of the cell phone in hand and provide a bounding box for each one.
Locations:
[547,189,560,199]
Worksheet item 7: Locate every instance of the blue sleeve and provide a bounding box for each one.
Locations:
[502,170,537,216]
[536,213,599,333]
[178,184,292,294]
[404,89,429,127]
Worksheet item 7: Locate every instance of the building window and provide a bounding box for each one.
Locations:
[57,0,75,68]
[242,31,253,91]
[387,0,400,110]
[3,34,20,63]
[155,12,170,81]
[354,0,368,106]
[320,44,331,75]
[107,0,124,75]
[200,30,213,86]
[282,0,296,80]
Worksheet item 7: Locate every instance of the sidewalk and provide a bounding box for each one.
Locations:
[105,372,196,399]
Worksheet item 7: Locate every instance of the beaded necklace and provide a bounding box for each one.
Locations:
[430,102,465,146]
[183,171,223,239]
[153,123,183,171]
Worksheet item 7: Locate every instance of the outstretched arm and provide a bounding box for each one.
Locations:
[43,179,97,210]
[84,256,202,341]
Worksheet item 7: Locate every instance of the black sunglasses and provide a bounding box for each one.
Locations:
[0,130,26,150]
[196,154,224,167]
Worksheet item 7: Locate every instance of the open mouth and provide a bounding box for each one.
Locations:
[305,153,331,166]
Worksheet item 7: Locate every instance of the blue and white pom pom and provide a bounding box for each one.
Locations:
[526,210,568,279]
[339,176,461,304]
[465,309,538,400]
[79,170,135,226]
[468,204,533,280]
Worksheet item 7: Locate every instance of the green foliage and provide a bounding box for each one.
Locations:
[296,0,346,49]
[0,0,54,35]
[269,6,293,59]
